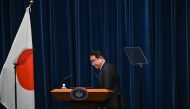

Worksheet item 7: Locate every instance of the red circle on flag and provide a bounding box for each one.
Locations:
[16,49,34,90]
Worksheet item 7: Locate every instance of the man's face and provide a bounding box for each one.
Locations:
[90,55,102,69]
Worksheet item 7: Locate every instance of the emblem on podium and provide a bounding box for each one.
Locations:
[70,87,88,101]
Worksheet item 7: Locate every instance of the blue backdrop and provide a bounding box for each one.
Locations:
[0,0,190,109]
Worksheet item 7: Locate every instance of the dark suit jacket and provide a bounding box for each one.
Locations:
[98,62,121,109]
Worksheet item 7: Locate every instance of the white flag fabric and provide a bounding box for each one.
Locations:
[0,7,35,109]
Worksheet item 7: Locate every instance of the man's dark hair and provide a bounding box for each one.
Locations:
[90,50,104,58]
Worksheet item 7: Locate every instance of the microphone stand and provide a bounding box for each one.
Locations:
[13,63,18,109]
[138,63,143,109]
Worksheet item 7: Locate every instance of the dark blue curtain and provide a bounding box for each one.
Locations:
[0,0,190,109]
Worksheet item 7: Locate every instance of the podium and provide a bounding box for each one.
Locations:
[51,88,113,109]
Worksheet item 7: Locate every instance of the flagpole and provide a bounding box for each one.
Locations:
[14,63,18,109]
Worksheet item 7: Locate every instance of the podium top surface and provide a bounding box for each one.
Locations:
[51,89,113,93]
[51,88,113,101]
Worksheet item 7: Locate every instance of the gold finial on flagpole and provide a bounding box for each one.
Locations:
[29,0,34,8]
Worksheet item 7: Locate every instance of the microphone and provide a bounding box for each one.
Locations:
[60,74,73,88]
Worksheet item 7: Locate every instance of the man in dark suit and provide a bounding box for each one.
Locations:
[90,50,121,109]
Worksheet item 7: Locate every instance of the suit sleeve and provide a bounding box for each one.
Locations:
[102,65,114,89]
